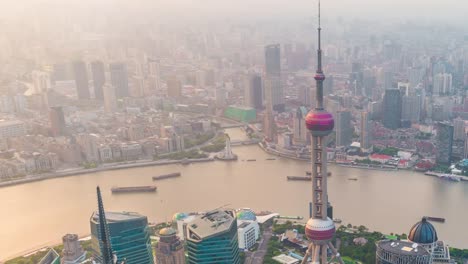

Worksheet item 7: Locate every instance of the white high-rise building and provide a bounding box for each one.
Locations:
[32,70,52,94]
[433,73,452,96]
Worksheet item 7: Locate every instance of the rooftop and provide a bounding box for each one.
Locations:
[272,254,300,264]
[378,240,430,257]
[91,211,146,223]
[185,209,236,241]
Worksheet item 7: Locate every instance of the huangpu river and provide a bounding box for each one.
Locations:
[1,128,467,260]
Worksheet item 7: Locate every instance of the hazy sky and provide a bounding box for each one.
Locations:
[2,0,468,23]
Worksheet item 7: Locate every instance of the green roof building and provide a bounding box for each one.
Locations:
[224,106,256,123]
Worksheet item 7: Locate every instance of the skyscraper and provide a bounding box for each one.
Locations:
[91,210,154,264]
[301,2,342,263]
[72,61,90,100]
[401,95,421,124]
[383,88,402,130]
[94,186,114,264]
[436,122,454,164]
[293,107,308,145]
[154,228,185,264]
[61,234,86,264]
[167,76,182,98]
[453,117,465,141]
[103,84,118,113]
[185,209,240,264]
[263,78,277,142]
[110,62,129,98]
[433,73,452,95]
[91,61,105,100]
[49,106,66,136]
[245,74,263,110]
[335,110,352,147]
[265,44,284,112]
[360,111,371,150]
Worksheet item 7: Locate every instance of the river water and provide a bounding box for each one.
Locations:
[1,128,467,260]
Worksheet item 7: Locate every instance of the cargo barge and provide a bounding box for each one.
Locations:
[111,186,157,193]
[287,176,312,181]
[152,172,181,181]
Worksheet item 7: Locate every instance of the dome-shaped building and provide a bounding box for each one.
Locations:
[172,212,188,222]
[159,227,177,237]
[236,209,257,221]
[408,217,438,245]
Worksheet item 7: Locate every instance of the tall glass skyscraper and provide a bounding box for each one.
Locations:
[185,210,240,264]
[436,122,454,164]
[72,60,90,100]
[110,62,129,98]
[90,211,154,264]
[265,44,284,112]
[383,88,402,130]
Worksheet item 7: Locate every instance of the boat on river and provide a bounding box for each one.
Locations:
[111,186,157,193]
[287,176,311,181]
[153,172,181,181]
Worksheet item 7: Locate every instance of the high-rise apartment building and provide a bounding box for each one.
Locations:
[49,106,66,136]
[453,117,466,141]
[433,73,452,95]
[335,110,352,147]
[91,61,105,100]
[245,74,262,109]
[436,122,454,164]
[61,234,86,264]
[383,88,402,130]
[401,95,421,124]
[154,228,185,264]
[360,111,371,150]
[110,62,129,98]
[464,133,468,159]
[72,61,90,100]
[185,209,240,264]
[265,44,284,112]
[91,211,154,264]
[103,83,118,113]
[167,76,182,98]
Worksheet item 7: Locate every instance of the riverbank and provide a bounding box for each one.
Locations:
[0,158,214,189]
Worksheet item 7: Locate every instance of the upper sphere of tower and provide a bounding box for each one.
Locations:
[305,110,334,137]
[314,72,326,81]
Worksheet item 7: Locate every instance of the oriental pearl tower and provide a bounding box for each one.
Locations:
[301,1,343,264]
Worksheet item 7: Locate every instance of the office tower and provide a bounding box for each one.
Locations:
[436,122,454,164]
[236,209,260,251]
[335,110,352,147]
[245,74,263,109]
[301,3,343,263]
[167,76,182,98]
[91,61,105,100]
[263,78,277,142]
[383,88,402,130]
[185,209,240,264]
[453,117,465,141]
[110,62,129,98]
[408,66,424,89]
[350,62,363,96]
[433,73,452,95]
[324,74,334,96]
[293,107,308,145]
[363,71,376,98]
[383,71,394,90]
[38,248,60,264]
[360,111,371,150]
[61,234,86,264]
[265,44,284,112]
[375,240,431,264]
[397,82,410,96]
[401,95,421,124]
[91,201,154,263]
[298,85,311,106]
[103,84,118,113]
[49,106,66,136]
[155,228,185,264]
[72,61,90,100]
[32,70,52,94]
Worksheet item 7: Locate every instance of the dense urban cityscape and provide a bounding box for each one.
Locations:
[1,0,468,263]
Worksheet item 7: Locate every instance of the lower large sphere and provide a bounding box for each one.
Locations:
[305,110,334,137]
[305,217,336,242]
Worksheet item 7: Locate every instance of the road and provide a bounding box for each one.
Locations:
[245,226,273,264]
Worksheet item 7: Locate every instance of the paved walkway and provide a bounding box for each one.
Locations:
[245,226,273,264]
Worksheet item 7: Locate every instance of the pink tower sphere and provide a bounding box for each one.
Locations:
[305,110,334,137]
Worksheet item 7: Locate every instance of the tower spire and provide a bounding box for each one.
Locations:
[314,0,325,110]
[96,186,114,264]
